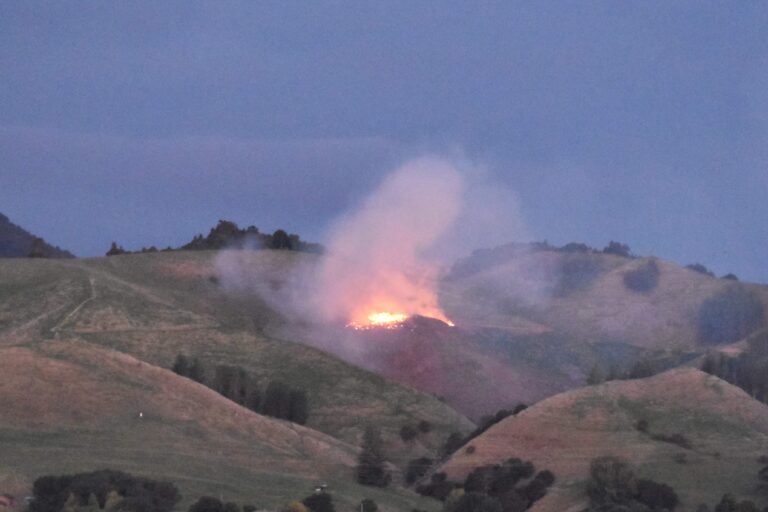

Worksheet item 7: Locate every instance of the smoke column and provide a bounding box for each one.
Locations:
[311,157,464,325]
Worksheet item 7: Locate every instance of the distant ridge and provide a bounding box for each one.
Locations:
[0,212,74,258]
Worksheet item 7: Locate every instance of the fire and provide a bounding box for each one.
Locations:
[346,305,455,331]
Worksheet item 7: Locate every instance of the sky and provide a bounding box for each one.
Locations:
[1,1,767,281]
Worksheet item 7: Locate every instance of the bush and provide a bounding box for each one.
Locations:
[417,420,432,433]
[446,492,502,512]
[360,499,378,512]
[623,259,660,293]
[698,286,765,344]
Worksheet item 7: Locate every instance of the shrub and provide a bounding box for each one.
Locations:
[623,259,660,293]
[650,432,692,450]
[417,420,432,433]
[722,273,739,281]
[698,286,765,345]
[416,473,457,501]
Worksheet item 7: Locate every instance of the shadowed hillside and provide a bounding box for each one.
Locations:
[0,213,74,258]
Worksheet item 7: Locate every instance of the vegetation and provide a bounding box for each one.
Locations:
[623,259,660,293]
[302,492,335,512]
[28,469,180,512]
[701,332,768,402]
[586,456,678,511]
[687,263,715,277]
[440,408,525,459]
[603,241,631,258]
[697,286,765,344]
[405,457,434,486]
[418,457,554,512]
[0,212,74,258]
[356,427,391,488]
[172,356,309,424]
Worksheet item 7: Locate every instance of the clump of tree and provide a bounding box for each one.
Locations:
[706,493,762,512]
[181,220,322,253]
[171,355,309,424]
[586,456,678,511]
[686,263,715,277]
[28,469,180,512]
[623,259,661,293]
[697,286,765,345]
[418,457,555,512]
[399,420,433,442]
[701,331,768,403]
[603,241,632,258]
[559,242,596,254]
[356,427,391,487]
[302,491,335,512]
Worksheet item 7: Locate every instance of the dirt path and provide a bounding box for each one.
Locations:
[51,277,97,336]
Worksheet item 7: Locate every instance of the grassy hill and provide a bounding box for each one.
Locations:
[0,251,472,509]
[442,245,768,350]
[439,368,768,511]
[0,341,442,511]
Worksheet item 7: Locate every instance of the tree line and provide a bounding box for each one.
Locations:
[107,220,323,256]
[172,354,309,425]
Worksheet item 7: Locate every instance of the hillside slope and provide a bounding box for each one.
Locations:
[0,212,73,258]
[442,245,768,350]
[0,253,473,462]
[439,368,768,511]
[0,341,439,511]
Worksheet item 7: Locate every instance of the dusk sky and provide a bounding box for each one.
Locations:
[2,2,767,281]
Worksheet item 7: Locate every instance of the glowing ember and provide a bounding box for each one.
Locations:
[346,310,455,330]
[347,311,407,330]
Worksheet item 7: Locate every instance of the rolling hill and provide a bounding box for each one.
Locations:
[0,251,473,509]
[438,368,768,511]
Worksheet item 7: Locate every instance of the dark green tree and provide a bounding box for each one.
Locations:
[356,427,390,487]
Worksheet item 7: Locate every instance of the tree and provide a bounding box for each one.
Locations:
[698,286,765,345]
[636,479,678,511]
[603,241,631,258]
[270,230,293,250]
[623,259,660,293]
[263,381,291,419]
[302,493,334,512]
[356,427,390,487]
[188,358,206,384]
[586,457,636,507]
[287,389,309,425]
[28,237,47,258]
[171,354,190,377]
[106,242,126,256]
[417,420,432,433]
[446,492,502,512]
[405,457,433,485]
